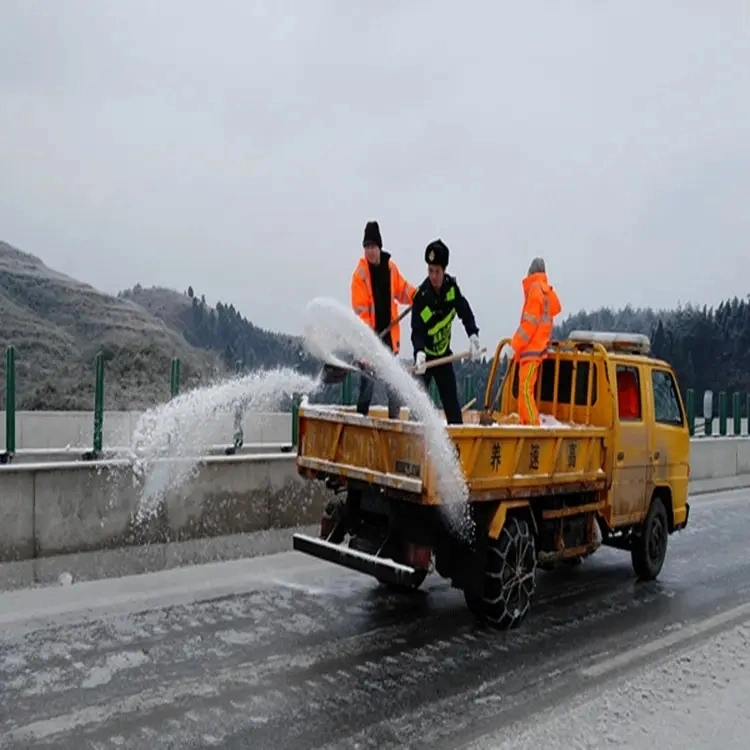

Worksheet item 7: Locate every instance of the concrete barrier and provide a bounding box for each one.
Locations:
[0,453,332,563]
[0,437,749,564]
[688,435,750,494]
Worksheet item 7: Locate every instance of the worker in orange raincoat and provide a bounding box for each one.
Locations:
[351,220,417,419]
[509,257,562,425]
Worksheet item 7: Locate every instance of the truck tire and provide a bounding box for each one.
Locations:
[631,495,669,581]
[464,516,537,629]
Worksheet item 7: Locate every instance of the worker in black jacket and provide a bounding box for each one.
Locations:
[411,239,482,424]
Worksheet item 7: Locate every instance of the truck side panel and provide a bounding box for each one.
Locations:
[451,428,608,499]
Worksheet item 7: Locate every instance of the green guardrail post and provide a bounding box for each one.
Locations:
[718,391,727,436]
[170,357,181,398]
[291,393,302,448]
[704,390,713,437]
[2,346,16,463]
[226,403,244,455]
[686,388,695,437]
[87,351,105,459]
[732,392,741,436]
[342,372,353,406]
[463,373,476,409]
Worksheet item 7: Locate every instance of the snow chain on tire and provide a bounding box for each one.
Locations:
[467,516,537,629]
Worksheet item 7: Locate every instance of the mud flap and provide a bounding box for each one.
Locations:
[675,501,690,531]
[292,533,427,587]
[456,503,495,602]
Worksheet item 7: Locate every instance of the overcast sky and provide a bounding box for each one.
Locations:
[1,1,748,354]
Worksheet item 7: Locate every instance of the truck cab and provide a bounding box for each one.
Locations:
[500,329,691,578]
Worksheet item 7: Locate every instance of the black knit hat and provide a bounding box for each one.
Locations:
[425,239,449,268]
[363,221,382,248]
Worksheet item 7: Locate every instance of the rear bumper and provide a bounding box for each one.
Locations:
[292,533,426,587]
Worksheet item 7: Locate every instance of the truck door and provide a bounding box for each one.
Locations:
[648,367,690,516]
[611,364,652,526]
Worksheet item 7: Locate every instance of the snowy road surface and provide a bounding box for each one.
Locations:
[1,487,749,749]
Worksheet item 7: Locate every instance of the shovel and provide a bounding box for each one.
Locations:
[319,305,414,385]
[325,346,486,384]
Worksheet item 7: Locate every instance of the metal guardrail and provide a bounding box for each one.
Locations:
[692,418,749,438]
[0,442,294,467]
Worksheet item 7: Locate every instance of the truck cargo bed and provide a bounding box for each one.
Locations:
[296,404,610,504]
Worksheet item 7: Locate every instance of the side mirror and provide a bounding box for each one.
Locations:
[703,390,713,420]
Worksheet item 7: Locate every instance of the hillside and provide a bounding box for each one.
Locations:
[119,284,314,373]
[0,242,227,409]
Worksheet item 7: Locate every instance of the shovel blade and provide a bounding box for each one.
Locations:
[320,363,351,385]
[319,359,375,385]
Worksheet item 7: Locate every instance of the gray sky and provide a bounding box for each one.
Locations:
[1,1,749,355]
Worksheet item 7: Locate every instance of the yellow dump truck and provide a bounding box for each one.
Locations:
[292,331,691,629]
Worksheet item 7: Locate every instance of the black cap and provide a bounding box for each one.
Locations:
[363,221,382,248]
[425,239,449,268]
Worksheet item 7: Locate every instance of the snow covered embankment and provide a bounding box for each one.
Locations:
[476,621,750,750]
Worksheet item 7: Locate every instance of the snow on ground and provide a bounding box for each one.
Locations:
[471,621,750,750]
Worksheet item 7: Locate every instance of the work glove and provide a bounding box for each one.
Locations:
[414,351,427,375]
[469,334,482,361]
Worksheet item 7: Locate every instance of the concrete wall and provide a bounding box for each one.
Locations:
[0,410,293,450]
[0,454,333,563]
[689,435,750,479]
[0,436,748,564]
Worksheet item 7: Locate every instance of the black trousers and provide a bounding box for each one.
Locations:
[356,373,402,420]
[420,361,463,424]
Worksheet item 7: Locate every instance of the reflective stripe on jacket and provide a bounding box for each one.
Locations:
[420,284,457,356]
[510,272,562,362]
[350,256,416,354]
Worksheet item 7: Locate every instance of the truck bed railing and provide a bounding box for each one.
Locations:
[483,337,611,428]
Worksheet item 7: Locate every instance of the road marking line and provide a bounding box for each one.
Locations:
[580,599,750,679]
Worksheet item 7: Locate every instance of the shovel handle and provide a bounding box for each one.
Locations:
[407,348,487,373]
[377,304,413,341]
[320,305,413,383]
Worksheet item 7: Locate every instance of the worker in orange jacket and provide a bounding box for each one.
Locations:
[510,257,562,425]
[351,220,417,419]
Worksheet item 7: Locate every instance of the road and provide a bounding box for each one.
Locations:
[1,487,749,749]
